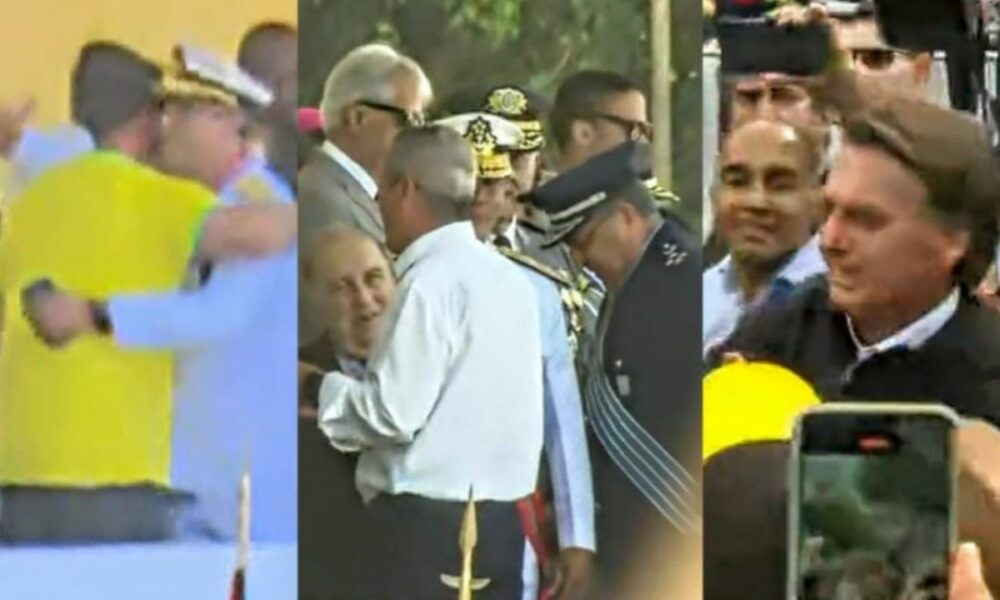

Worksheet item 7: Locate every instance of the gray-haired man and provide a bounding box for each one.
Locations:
[301,126,544,599]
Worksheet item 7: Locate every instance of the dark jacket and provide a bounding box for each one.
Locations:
[711,276,1000,427]
[588,214,703,598]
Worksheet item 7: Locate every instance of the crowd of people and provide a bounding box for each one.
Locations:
[297,1,1000,598]
[296,42,701,599]
[0,22,299,546]
[0,2,995,599]
[703,2,1000,599]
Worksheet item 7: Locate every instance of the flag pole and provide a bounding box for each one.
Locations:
[230,471,251,600]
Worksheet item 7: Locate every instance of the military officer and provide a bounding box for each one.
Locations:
[436,111,597,598]
[527,141,703,599]
[472,84,604,361]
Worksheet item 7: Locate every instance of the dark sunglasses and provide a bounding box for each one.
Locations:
[849,48,913,71]
[584,113,654,142]
[357,99,425,127]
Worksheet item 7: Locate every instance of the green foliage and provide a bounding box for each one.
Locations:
[299,0,703,214]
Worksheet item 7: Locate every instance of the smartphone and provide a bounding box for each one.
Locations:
[788,403,958,600]
[872,0,973,52]
[717,17,832,77]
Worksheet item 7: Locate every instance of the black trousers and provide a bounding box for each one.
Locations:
[361,493,525,600]
[0,485,180,544]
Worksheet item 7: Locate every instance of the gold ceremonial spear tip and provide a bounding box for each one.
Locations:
[459,485,477,550]
[440,485,490,599]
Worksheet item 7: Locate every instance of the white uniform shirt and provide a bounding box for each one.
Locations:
[318,222,544,503]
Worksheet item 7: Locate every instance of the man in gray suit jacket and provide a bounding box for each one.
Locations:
[299,44,432,345]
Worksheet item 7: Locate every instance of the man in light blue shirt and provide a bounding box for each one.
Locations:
[704,118,827,355]
[108,153,296,542]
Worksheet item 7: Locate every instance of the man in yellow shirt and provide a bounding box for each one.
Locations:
[0,41,295,543]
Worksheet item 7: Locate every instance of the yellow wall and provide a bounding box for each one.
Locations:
[0,0,296,125]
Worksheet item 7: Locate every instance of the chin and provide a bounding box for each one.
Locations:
[827,282,863,315]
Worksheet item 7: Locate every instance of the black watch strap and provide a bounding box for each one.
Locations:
[89,300,113,335]
[301,371,326,409]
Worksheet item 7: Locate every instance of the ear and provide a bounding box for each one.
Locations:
[341,104,364,129]
[570,119,594,148]
[398,176,417,202]
[942,228,971,270]
[912,53,933,86]
[618,200,641,228]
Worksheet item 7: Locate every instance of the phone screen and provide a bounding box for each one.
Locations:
[794,412,954,600]
[717,19,832,77]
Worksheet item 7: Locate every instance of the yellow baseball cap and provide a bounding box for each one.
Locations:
[703,359,821,461]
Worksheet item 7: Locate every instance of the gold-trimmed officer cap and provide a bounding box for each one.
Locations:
[435,112,523,180]
[159,44,274,109]
[483,85,547,152]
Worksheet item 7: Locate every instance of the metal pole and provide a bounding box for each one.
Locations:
[651,0,673,188]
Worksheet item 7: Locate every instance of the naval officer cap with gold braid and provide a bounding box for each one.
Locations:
[158,44,274,110]
[435,112,523,180]
[481,85,548,153]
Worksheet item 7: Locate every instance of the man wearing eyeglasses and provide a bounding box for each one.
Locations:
[550,71,678,208]
[551,70,654,170]
[299,43,432,348]
[300,43,430,247]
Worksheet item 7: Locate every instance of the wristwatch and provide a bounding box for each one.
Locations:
[88,300,113,335]
[301,371,326,408]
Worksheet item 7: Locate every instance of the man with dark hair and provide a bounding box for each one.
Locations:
[528,141,702,599]
[0,42,296,544]
[551,69,681,225]
[237,21,298,186]
[237,22,297,113]
[709,86,1000,427]
[551,71,653,168]
[69,41,163,159]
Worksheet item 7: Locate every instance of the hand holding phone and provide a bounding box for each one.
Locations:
[789,404,959,600]
[716,0,835,77]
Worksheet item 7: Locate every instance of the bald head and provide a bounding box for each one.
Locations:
[304,226,396,360]
[716,119,824,271]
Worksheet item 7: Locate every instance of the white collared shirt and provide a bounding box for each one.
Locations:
[321,140,378,198]
[847,288,959,364]
[318,221,544,503]
[703,236,827,354]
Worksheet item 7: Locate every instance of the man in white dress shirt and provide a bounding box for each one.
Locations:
[301,125,544,599]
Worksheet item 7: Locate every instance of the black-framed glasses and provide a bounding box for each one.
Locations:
[583,113,654,142]
[357,99,425,127]
[848,48,915,71]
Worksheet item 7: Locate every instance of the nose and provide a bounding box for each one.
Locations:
[734,179,770,212]
[819,211,848,257]
[755,93,778,120]
[354,283,381,315]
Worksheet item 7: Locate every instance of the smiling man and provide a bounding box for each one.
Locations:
[301,225,396,371]
[703,118,826,353]
[709,91,1000,427]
